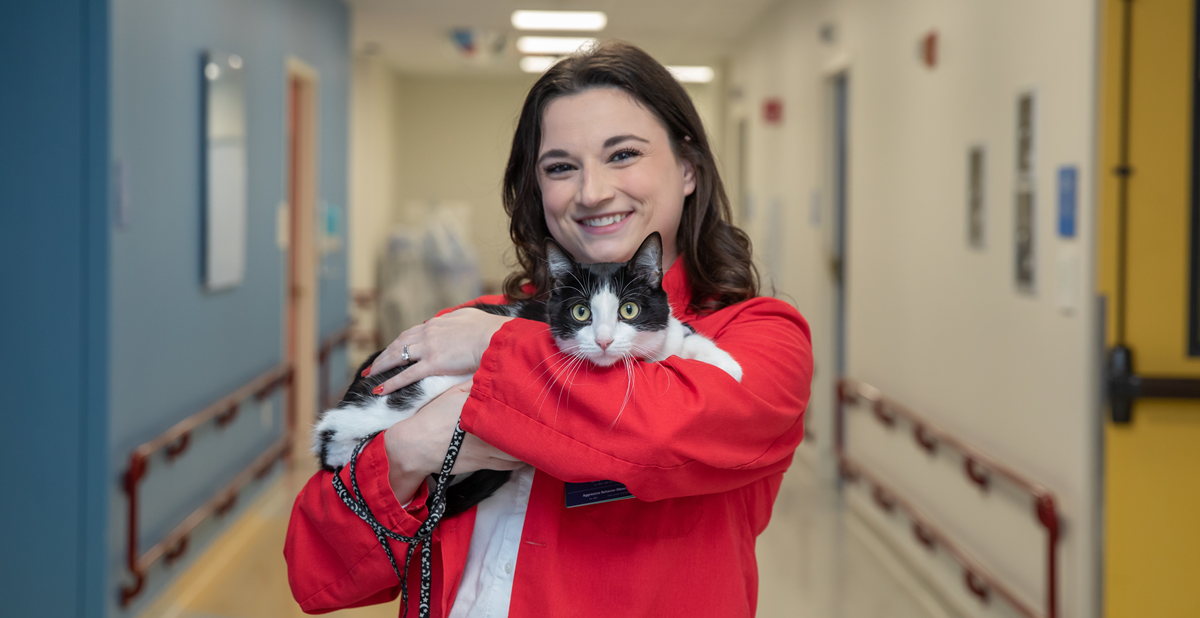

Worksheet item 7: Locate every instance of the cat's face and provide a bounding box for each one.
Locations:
[546,233,670,367]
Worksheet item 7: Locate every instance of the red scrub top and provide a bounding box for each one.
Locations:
[285,259,813,617]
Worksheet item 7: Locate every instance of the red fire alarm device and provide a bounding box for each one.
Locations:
[922,30,938,68]
[763,98,783,125]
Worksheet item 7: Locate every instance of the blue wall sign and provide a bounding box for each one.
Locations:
[1058,166,1078,238]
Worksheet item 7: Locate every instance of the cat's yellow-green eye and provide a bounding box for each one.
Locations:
[571,304,591,322]
[619,302,640,320]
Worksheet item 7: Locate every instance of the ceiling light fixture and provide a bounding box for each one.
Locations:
[667,66,716,84]
[511,10,607,32]
[516,36,595,55]
[520,56,559,73]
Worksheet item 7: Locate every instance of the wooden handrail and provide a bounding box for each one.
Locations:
[120,324,354,606]
[836,378,1060,618]
[120,364,293,606]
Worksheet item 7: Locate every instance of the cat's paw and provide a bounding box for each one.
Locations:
[311,406,398,470]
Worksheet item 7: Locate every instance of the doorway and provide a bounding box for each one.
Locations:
[1098,1,1200,616]
[286,58,319,456]
[827,70,850,479]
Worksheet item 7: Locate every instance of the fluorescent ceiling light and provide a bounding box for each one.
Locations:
[520,56,558,73]
[667,66,716,83]
[517,36,595,55]
[512,10,607,31]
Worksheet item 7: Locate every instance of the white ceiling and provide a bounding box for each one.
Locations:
[348,0,782,75]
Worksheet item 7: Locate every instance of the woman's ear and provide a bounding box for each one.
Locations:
[681,158,696,197]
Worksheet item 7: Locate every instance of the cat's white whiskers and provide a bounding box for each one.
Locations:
[554,351,590,425]
[536,352,586,417]
[627,342,674,394]
[609,355,636,429]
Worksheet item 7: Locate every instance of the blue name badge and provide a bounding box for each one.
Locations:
[564,480,635,508]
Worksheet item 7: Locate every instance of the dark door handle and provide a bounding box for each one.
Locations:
[1107,345,1200,423]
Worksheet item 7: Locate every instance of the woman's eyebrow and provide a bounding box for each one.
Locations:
[603,134,649,148]
[538,148,569,165]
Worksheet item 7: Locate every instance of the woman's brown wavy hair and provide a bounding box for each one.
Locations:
[502,40,758,314]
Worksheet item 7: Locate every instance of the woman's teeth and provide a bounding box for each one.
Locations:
[580,213,627,227]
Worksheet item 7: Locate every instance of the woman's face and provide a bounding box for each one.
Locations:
[537,87,695,266]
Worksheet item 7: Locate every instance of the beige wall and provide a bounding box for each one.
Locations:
[392,73,538,288]
[728,1,1101,617]
[387,74,723,290]
[349,54,399,293]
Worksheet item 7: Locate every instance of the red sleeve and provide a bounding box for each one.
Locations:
[459,297,812,502]
[284,433,436,614]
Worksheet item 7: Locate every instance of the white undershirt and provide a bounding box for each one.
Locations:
[448,465,536,618]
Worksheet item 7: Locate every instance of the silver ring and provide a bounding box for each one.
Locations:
[401,344,410,363]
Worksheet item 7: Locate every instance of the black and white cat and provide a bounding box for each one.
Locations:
[312,233,741,516]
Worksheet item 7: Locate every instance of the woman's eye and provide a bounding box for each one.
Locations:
[619,302,639,319]
[609,148,642,163]
[543,162,574,175]
[572,304,591,322]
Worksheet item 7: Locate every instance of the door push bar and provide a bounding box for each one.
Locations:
[1107,345,1200,423]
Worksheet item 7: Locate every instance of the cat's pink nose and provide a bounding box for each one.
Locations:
[596,337,613,351]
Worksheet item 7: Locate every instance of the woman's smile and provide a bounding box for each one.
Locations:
[575,210,632,234]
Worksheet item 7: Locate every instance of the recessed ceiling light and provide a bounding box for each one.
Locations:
[520,56,559,73]
[667,66,716,84]
[512,10,607,32]
[516,36,595,55]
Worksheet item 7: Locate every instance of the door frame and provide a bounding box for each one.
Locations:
[285,57,320,457]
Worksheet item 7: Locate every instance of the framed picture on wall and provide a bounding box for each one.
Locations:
[1015,91,1037,293]
[967,144,986,249]
[202,50,248,292]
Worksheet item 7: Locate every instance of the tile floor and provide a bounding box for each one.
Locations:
[142,457,946,618]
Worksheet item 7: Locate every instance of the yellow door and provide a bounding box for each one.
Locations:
[1099,1,1200,616]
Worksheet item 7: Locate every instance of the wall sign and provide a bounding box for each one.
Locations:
[1058,166,1078,238]
[967,145,986,248]
[1015,91,1037,292]
[763,98,783,125]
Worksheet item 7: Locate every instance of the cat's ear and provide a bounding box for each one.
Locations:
[630,232,664,286]
[544,239,575,282]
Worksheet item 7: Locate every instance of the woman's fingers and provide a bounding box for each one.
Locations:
[367,309,515,395]
[369,324,426,376]
[372,358,433,395]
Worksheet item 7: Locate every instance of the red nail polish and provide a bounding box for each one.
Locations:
[361,366,372,377]
[372,385,385,395]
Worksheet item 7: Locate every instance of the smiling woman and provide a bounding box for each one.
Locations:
[503,41,758,315]
[285,40,813,618]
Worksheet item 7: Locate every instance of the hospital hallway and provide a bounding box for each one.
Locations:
[6,1,1200,618]
[129,454,941,618]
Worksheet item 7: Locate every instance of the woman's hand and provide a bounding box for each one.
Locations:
[367,308,514,396]
[383,380,524,505]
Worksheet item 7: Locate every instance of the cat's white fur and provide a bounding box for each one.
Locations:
[313,285,741,468]
[313,374,471,468]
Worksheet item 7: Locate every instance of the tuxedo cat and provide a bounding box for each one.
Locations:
[313,232,742,516]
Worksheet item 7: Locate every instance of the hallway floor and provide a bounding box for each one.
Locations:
[141,452,949,618]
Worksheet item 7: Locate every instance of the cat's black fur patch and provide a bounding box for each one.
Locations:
[545,233,670,341]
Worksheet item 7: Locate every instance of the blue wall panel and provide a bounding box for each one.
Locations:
[107,0,348,614]
[0,1,110,616]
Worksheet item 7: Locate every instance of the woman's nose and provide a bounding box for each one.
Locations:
[577,166,615,209]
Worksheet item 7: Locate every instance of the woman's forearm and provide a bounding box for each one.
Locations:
[384,420,430,505]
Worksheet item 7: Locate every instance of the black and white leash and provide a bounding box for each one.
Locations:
[331,421,466,618]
